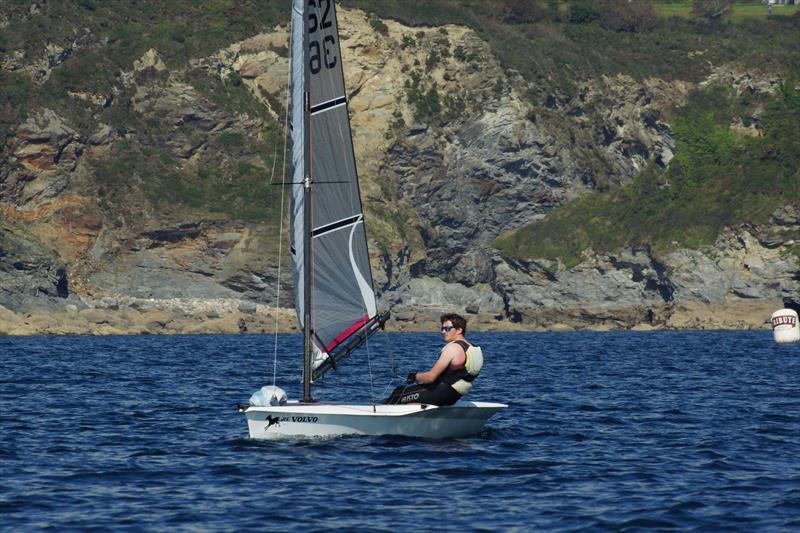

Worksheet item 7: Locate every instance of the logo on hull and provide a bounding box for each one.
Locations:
[264,414,320,431]
[265,415,281,430]
[291,416,319,423]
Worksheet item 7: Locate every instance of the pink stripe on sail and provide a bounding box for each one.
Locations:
[325,314,370,352]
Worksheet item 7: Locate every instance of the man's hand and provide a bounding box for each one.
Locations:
[406,372,417,384]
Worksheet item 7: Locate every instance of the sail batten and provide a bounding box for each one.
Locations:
[290,0,379,382]
[310,96,347,115]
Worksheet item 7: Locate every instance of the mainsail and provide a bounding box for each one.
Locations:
[290,0,383,385]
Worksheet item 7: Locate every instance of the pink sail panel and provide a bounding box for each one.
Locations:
[325,314,370,353]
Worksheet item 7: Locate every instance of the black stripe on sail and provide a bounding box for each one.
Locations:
[310,96,346,115]
[312,214,362,239]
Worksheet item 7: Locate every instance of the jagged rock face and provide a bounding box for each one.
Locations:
[0,224,69,312]
[87,220,292,306]
[186,9,699,310]
[702,65,786,98]
[2,109,81,206]
[127,49,265,162]
[346,22,690,289]
[0,6,797,332]
[493,247,673,327]
[195,31,290,119]
[0,20,98,83]
[389,98,571,285]
[0,44,287,311]
[132,80,243,159]
[666,220,799,304]
[490,215,799,328]
[559,75,689,176]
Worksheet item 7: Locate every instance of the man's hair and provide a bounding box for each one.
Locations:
[440,313,467,333]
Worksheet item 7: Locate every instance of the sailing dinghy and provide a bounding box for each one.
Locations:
[240,0,506,440]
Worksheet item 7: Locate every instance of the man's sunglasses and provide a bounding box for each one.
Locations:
[441,325,455,332]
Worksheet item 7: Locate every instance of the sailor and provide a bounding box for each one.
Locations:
[384,313,483,406]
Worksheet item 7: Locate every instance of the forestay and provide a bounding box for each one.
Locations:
[290,0,379,378]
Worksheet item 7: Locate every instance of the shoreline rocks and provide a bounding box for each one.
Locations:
[0,297,779,337]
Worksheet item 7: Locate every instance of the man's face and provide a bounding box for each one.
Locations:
[441,321,460,341]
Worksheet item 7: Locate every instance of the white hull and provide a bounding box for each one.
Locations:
[242,400,506,440]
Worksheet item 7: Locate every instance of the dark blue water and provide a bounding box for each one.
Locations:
[2,331,800,531]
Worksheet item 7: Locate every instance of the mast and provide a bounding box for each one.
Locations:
[290,0,384,390]
[302,2,313,403]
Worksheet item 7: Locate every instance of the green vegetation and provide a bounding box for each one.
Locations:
[84,67,288,223]
[0,0,286,145]
[0,71,33,142]
[184,67,270,122]
[395,66,466,129]
[342,1,800,87]
[494,83,800,266]
[569,1,600,24]
[657,1,800,21]
[340,0,799,262]
[368,14,389,35]
[405,71,442,122]
[0,1,286,68]
[785,242,800,264]
[2,0,799,255]
[91,126,284,223]
[0,2,290,224]
[145,160,282,221]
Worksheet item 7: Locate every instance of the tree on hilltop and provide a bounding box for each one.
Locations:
[597,0,658,32]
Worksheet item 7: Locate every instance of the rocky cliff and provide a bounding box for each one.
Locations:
[0,6,797,334]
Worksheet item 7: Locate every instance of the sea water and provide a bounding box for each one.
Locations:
[1,331,799,531]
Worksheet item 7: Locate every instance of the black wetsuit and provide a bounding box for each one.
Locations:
[384,340,474,406]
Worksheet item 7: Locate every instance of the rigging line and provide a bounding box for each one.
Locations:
[309,76,318,370]
[270,180,350,186]
[267,103,281,185]
[378,332,400,399]
[365,325,377,411]
[272,12,294,387]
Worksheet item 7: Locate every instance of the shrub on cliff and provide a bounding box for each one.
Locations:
[568,0,600,24]
[692,0,734,21]
[503,0,548,24]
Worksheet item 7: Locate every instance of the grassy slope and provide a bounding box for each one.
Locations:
[657,2,800,21]
[343,1,800,83]
[494,83,800,266]
[344,0,800,265]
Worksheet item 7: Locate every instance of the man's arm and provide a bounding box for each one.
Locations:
[414,343,460,384]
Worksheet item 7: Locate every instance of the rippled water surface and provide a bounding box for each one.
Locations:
[2,331,800,531]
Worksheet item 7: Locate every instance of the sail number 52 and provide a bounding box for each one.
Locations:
[308,0,337,74]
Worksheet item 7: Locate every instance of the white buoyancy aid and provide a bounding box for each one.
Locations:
[440,340,483,395]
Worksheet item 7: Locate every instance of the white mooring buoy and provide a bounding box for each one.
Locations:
[771,308,800,344]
